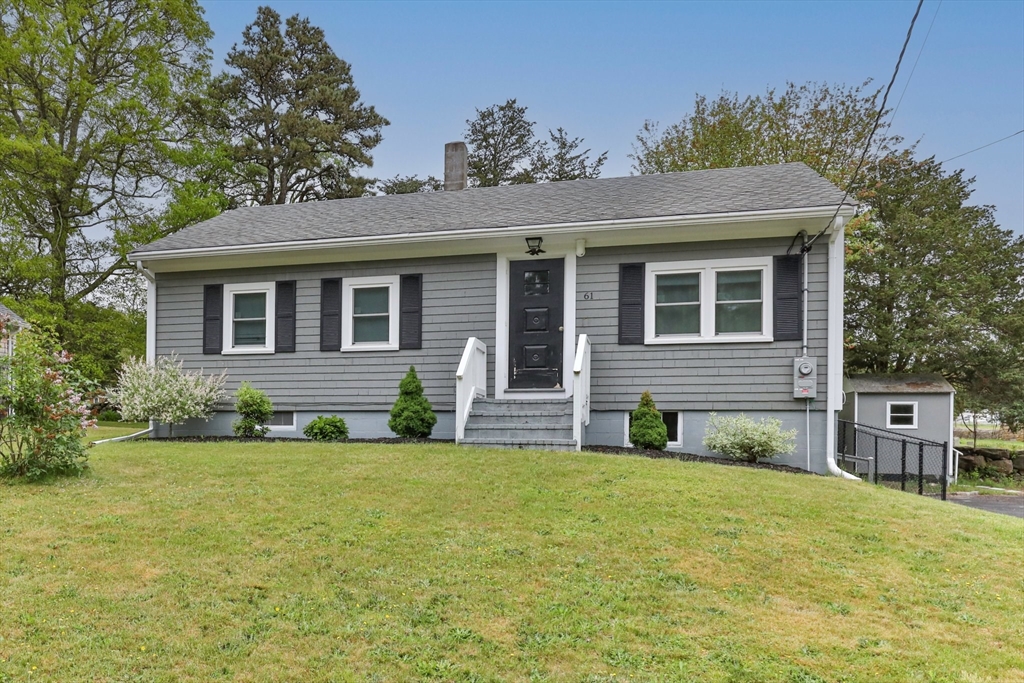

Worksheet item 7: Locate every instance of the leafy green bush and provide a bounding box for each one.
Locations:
[630,390,668,450]
[702,412,797,463]
[303,415,349,441]
[232,382,274,438]
[388,366,437,438]
[0,325,94,480]
[96,409,121,422]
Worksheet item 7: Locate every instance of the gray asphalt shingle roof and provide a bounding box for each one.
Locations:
[134,162,849,255]
[0,302,26,327]
[844,374,955,394]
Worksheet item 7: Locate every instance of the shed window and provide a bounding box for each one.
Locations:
[886,402,918,429]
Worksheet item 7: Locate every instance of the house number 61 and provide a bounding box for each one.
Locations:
[582,292,593,300]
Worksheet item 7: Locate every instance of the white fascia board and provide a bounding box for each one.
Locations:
[131,205,856,272]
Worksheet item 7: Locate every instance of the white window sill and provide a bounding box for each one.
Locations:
[341,343,399,352]
[886,425,918,430]
[644,334,773,345]
[222,347,275,355]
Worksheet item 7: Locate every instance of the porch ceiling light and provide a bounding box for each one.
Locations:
[525,236,545,256]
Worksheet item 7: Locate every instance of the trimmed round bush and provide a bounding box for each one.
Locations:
[388,366,437,438]
[303,415,349,441]
[630,390,668,450]
[232,382,274,438]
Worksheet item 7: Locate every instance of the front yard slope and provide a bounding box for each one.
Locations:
[1,442,1021,681]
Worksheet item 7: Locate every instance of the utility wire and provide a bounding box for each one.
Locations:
[803,0,925,253]
[888,0,941,127]
[940,129,1024,164]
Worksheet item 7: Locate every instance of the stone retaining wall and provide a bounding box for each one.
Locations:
[956,447,1024,477]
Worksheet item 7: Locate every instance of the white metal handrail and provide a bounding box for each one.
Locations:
[455,337,487,443]
[572,334,591,452]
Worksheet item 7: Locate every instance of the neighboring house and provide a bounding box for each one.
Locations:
[129,143,855,474]
[0,302,27,358]
[839,373,955,479]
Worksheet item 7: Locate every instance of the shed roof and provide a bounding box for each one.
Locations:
[844,374,955,395]
[0,302,26,327]
[132,162,849,255]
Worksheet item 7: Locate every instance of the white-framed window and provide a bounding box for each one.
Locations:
[886,401,918,429]
[266,411,296,433]
[645,257,773,344]
[342,275,400,351]
[625,410,683,447]
[223,282,275,354]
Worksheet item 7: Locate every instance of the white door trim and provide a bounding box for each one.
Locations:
[495,251,576,400]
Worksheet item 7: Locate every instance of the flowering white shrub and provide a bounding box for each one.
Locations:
[112,355,226,436]
[702,412,797,463]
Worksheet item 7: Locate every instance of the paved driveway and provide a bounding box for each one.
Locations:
[949,494,1024,519]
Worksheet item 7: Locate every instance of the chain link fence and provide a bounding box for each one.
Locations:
[837,420,949,500]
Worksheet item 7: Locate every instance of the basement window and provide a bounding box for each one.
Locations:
[625,411,683,447]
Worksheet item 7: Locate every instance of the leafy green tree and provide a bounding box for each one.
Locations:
[0,0,220,308]
[378,175,442,195]
[211,6,388,205]
[629,391,668,451]
[845,150,1024,415]
[388,366,437,438]
[631,81,897,187]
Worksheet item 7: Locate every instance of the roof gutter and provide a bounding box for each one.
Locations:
[129,204,856,263]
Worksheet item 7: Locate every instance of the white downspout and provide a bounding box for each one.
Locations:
[824,218,859,480]
[139,262,157,435]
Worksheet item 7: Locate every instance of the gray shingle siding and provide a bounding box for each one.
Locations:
[576,237,829,412]
[156,254,497,411]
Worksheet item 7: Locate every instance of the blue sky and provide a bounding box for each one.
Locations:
[200,0,1024,233]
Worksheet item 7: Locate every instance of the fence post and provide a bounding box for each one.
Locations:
[917,442,925,495]
[874,434,879,484]
[900,440,907,492]
[941,441,949,501]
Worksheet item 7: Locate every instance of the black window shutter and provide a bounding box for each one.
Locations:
[202,284,223,355]
[319,278,342,351]
[618,263,645,345]
[399,274,423,350]
[773,254,803,341]
[275,280,296,353]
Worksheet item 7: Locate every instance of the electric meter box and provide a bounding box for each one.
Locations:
[793,356,817,399]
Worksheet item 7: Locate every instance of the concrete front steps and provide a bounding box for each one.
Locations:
[460,397,576,451]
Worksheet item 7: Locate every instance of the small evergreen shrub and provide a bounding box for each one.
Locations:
[232,382,274,438]
[630,390,668,450]
[388,366,437,438]
[702,412,797,463]
[303,415,349,441]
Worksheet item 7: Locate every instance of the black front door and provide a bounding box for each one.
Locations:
[509,258,564,389]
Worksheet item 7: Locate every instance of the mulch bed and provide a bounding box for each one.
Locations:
[139,436,454,444]
[583,445,815,475]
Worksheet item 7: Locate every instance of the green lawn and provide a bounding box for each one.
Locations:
[1,442,1021,681]
[955,437,1024,452]
[86,422,150,443]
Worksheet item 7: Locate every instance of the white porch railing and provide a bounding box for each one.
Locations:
[572,334,591,452]
[455,337,487,443]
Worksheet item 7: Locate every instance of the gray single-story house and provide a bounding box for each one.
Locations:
[839,373,955,479]
[0,302,27,357]
[129,144,856,475]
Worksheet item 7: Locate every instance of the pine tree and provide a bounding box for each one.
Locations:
[630,391,668,450]
[388,367,437,438]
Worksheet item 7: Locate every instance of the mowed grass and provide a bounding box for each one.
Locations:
[1,443,1022,682]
